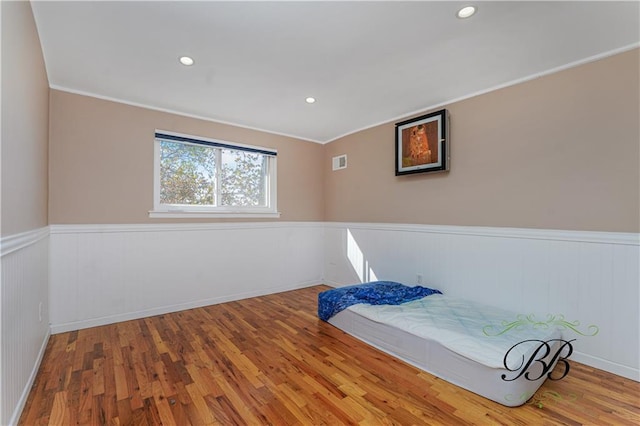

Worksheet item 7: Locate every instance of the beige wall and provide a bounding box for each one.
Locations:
[1,1,49,236]
[49,49,639,231]
[325,49,640,233]
[49,90,324,223]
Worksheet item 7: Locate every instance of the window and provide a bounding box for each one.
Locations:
[150,131,279,218]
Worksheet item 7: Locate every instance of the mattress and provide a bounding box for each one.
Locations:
[327,295,563,407]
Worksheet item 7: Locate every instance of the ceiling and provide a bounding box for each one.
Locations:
[31,1,640,143]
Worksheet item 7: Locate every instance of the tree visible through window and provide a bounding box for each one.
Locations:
[220,149,266,207]
[160,141,216,205]
[153,132,277,216]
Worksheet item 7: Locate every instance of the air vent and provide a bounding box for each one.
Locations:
[332,154,347,171]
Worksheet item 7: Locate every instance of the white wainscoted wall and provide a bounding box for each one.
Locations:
[324,222,640,381]
[0,228,50,426]
[49,222,325,333]
[31,219,640,421]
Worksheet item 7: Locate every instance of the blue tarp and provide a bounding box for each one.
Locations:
[318,281,442,321]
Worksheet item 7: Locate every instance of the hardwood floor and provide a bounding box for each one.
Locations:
[20,285,640,425]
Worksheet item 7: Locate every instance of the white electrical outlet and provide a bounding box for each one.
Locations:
[38,302,43,322]
[416,274,423,284]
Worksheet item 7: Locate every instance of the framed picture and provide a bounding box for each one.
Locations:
[395,109,449,176]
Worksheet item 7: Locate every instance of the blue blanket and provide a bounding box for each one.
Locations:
[318,281,442,321]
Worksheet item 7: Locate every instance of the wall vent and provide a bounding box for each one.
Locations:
[332,154,347,171]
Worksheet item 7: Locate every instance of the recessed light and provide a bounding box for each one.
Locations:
[305,97,316,104]
[457,5,477,19]
[179,56,194,66]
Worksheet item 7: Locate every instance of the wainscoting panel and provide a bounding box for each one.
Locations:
[324,222,640,381]
[49,223,325,334]
[47,221,640,383]
[1,227,50,426]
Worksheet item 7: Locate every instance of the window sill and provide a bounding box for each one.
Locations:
[148,210,281,219]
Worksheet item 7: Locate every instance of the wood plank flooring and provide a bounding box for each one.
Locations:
[20,285,640,425]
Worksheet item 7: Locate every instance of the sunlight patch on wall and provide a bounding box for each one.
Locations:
[347,229,378,283]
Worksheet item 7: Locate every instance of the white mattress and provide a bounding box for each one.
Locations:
[328,295,563,407]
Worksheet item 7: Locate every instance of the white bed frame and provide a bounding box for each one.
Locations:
[329,308,563,407]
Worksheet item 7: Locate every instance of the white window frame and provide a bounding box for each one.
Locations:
[149,130,279,218]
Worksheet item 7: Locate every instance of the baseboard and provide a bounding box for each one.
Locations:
[8,329,51,426]
[571,351,639,382]
[50,279,322,334]
[322,280,343,288]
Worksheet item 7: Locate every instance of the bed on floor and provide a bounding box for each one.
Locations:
[318,281,564,407]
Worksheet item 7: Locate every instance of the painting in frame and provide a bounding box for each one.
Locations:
[395,109,449,176]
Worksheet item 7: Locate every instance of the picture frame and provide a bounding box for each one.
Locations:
[395,109,449,176]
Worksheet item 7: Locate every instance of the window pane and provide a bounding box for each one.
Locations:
[220,149,267,206]
[159,141,216,205]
